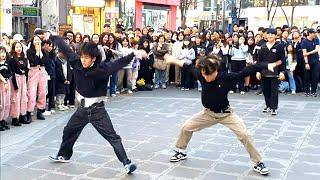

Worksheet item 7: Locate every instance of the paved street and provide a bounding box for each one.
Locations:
[1,88,320,180]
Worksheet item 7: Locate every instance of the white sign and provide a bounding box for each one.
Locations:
[72,14,85,35]
[72,0,105,7]
[12,0,33,5]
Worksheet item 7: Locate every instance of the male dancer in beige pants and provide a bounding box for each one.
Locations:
[164,54,281,175]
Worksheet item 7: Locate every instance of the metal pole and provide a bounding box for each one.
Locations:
[222,0,226,32]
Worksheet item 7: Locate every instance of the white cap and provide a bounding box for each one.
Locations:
[13,34,24,41]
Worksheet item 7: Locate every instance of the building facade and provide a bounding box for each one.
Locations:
[135,0,180,31]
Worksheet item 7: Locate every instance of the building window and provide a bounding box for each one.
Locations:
[193,0,198,9]
[203,0,211,11]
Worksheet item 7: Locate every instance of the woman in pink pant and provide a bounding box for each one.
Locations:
[0,46,12,131]
[26,36,49,122]
[9,41,29,125]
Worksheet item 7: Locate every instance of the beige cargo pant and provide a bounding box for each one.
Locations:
[175,107,262,163]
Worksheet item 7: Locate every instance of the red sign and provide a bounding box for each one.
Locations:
[136,0,180,6]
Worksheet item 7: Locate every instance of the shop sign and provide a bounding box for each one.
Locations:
[59,24,72,32]
[12,0,33,5]
[12,6,38,17]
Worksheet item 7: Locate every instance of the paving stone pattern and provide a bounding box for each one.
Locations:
[1,90,320,180]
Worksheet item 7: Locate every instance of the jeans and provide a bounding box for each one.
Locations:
[109,71,118,95]
[286,70,296,92]
[57,102,131,165]
[154,69,166,85]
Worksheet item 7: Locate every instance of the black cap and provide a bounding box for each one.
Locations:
[266,28,277,35]
[307,28,316,34]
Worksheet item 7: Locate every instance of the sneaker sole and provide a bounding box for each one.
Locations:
[48,156,70,163]
[253,168,270,175]
[170,156,187,162]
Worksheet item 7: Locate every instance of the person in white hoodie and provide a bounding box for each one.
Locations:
[177,36,195,90]
[229,35,248,94]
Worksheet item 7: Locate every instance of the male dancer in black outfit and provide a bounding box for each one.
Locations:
[46,33,146,174]
[164,54,279,175]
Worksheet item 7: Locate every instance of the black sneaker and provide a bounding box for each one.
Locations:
[305,92,310,97]
[262,107,270,113]
[271,109,277,115]
[254,162,270,175]
[0,124,5,131]
[1,120,10,130]
[312,93,317,97]
[124,162,137,174]
[170,151,187,162]
[49,155,70,163]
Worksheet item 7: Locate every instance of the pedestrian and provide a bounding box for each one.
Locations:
[256,28,286,115]
[301,28,319,97]
[8,41,29,126]
[47,33,147,174]
[164,54,277,175]
[26,35,50,121]
[0,46,12,131]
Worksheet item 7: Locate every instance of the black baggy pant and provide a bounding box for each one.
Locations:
[47,79,56,110]
[57,102,131,165]
[231,60,246,92]
[181,64,191,89]
[262,77,279,110]
[304,61,319,94]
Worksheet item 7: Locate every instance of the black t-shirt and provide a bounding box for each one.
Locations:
[301,38,319,63]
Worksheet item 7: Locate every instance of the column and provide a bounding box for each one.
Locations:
[135,1,143,29]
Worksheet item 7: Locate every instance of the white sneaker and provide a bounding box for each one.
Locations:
[229,90,234,94]
[50,109,56,113]
[198,87,202,91]
[63,105,69,110]
[69,105,76,108]
[116,91,120,94]
[240,91,245,95]
[111,94,117,97]
[184,88,189,91]
[181,88,185,91]
[154,84,159,89]
[128,90,133,94]
[162,84,166,89]
[43,111,51,116]
[57,105,65,111]
[291,91,296,94]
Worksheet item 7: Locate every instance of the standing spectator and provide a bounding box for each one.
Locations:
[43,39,56,115]
[74,32,83,55]
[55,49,72,111]
[286,43,297,94]
[301,28,319,97]
[0,46,12,130]
[138,39,153,90]
[26,35,49,121]
[172,32,184,86]
[177,36,195,90]
[152,35,169,89]
[256,28,286,115]
[9,41,29,125]
[107,33,123,97]
[229,35,248,94]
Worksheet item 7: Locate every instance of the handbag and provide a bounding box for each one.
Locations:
[152,58,167,70]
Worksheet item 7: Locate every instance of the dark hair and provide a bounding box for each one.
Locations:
[83,34,91,41]
[135,28,141,32]
[34,29,45,36]
[196,54,221,75]
[80,42,102,62]
[121,37,130,48]
[107,33,118,49]
[182,36,192,49]
[0,46,6,52]
[29,35,42,52]
[75,32,83,43]
[64,30,74,37]
[42,39,52,46]
[104,23,110,28]
[258,27,266,32]
[99,32,109,46]
[286,43,296,61]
